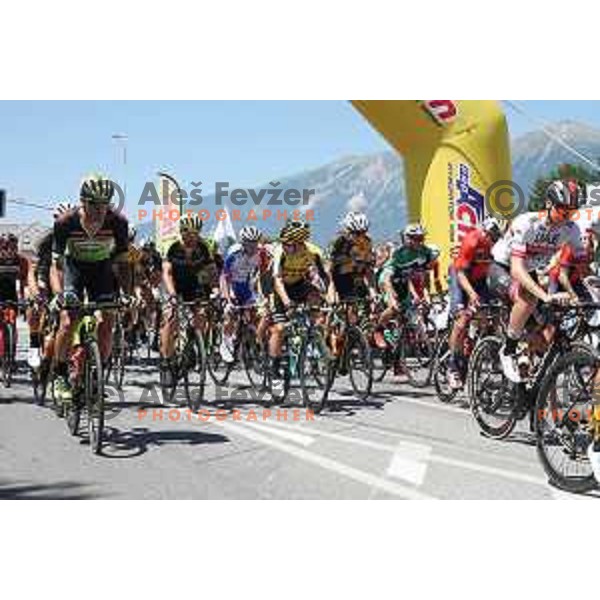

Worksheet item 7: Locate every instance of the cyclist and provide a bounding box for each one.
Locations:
[220,225,264,363]
[25,202,74,369]
[0,233,30,364]
[328,211,375,303]
[136,239,163,351]
[488,180,584,382]
[446,216,502,389]
[269,218,333,379]
[374,223,440,348]
[51,174,130,403]
[160,214,219,385]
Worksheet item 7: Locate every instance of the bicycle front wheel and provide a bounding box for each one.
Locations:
[183,331,207,412]
[347,328,373,401]
[205,320,234,386]
[85,341,105,455]
[536,348,599,494]
[300,329,334,414]
[432,332,460,404]
[1,322,15,388]
[398,316,438,388]
[242,329,267,393]
[467,335,516,440]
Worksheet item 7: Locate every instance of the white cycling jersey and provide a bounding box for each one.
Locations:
[492,212,584,272]
[223,243,261,285]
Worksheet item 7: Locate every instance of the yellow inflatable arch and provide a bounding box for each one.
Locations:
[351,101,513,275]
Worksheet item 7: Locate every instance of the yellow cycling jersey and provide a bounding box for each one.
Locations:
[272,242,325,286]
[329,233,374,276]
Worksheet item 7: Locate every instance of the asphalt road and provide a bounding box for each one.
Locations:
[1,333,599,500]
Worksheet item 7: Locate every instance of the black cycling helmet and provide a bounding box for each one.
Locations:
[80,173,115,203]
[546,179,581,210]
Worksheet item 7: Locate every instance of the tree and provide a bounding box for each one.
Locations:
[528,162,600,211]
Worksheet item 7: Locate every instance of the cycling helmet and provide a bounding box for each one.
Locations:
[179,214,203,234]
[280,219,310,244]
[80,173,115,203]
[343,211,370,233]
[239,225,261,243]
[403,222,426,238]
[482,216,502,238]
[546,179,580,209]
[129,224,137,242]
[53,201,75,220]
[6,233,18,250]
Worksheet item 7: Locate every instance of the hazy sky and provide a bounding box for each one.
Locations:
[2,100,599,223]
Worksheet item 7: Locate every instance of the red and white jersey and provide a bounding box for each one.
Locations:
[492,212,584,272]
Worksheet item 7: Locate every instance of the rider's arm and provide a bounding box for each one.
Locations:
[558,266,577,297]
[26,257,39,297]
[162,261,177,297]
[408,277,420,303]
[456,270,479,303]
[112,219,132,294]
[51,217,69,294]
[382,270,399,307]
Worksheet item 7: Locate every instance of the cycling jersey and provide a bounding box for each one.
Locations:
[223,243,267,306]
[382,244,439,291]
[272,242,327,287]
[492,212,584,272]
[0,253,28,302]
[453,228,493,282]
[224,243,263,285]
[53,208,129,264]
[328,233,374,276]
[166,238,216,296]
[33,231,53,287]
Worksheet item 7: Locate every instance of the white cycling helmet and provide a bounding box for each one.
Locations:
[239,225,261,243]
[343,211,369,233]
[53,201,75,220]
[403,222,426,238]
[482,216,502,237]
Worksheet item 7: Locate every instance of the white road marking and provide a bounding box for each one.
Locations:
[256,420,398,452]
[386,441,432,486]
[253,419,549,488]
[217,421,437,500]
[388,395,468,415]
[239,421,315,447]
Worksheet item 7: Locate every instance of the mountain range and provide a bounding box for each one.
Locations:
[139,120,600,245]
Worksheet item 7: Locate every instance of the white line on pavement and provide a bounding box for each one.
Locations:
[217,421,437,500]
[251,419,549,488]
[261,418,540,472]
[386,441,432,486]
[388,395,468,415]
[238,421,315,447]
